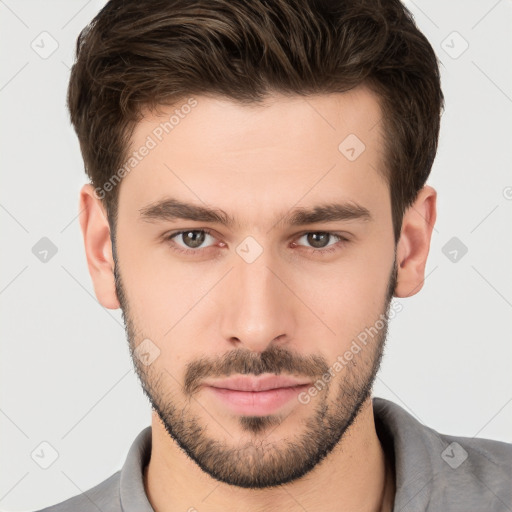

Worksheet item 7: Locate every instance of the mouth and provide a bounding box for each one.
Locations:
[203,374,312,392]
[202,374,311,415]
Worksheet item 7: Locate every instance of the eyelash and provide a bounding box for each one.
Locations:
[165,229,350,257]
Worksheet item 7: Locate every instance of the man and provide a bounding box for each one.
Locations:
[35,0,512,510]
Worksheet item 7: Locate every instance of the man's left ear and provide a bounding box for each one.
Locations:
[394,185,437,298]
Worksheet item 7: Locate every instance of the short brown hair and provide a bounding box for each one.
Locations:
[67,0,444,244]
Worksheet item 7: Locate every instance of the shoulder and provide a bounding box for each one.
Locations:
[373,397,512,510]
[32,426,153,512]
[428,429,512,509]
[32,471,121,512]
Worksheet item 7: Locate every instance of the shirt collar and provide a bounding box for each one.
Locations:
[119,425,153,511]
[373,397,435,510]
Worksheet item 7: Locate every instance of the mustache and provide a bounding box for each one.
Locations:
[183,345,329,395]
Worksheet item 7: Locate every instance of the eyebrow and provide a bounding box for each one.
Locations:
[138,197,373,227]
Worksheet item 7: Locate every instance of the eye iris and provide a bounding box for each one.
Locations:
[182,231,205,248]
[307,233,330,248]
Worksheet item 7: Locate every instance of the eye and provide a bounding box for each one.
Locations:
[293,232,349,255]
[165,229,349,256]
[166,229,218,254]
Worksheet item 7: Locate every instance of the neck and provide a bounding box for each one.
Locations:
[144,396,395,512]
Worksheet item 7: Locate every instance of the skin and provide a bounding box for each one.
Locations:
[79,85,436,512]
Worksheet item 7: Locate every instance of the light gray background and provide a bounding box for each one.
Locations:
[1,0,511,510]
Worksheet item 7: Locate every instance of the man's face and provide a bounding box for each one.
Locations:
[113,87,398,488]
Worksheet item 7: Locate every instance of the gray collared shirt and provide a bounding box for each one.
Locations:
[33,397,512,511]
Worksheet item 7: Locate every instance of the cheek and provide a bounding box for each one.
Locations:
[293,251,392,350]
[116,238,218,372]
[116,227,201,315]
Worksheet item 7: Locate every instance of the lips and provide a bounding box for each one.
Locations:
[202,374,311,392]
[203,375,312,415]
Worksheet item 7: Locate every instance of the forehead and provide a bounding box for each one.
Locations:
[118,87,388,228]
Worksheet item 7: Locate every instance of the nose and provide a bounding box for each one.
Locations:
[220,248,297,353]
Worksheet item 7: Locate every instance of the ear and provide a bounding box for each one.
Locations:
[394,185,437,298]
[78,184,121,309]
